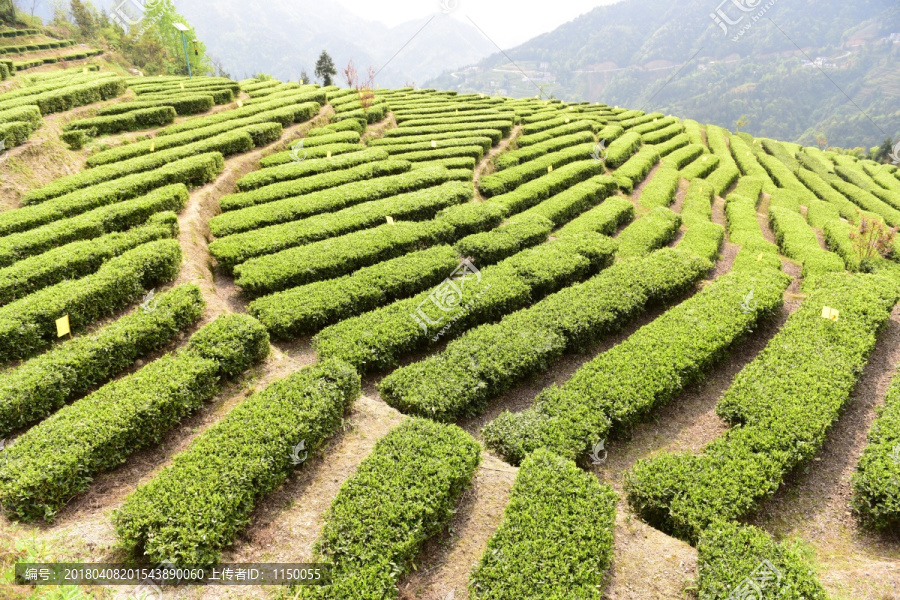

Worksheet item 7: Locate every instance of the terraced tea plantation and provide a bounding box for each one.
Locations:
[1,66,899,600]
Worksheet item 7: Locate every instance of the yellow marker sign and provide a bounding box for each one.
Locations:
[822,306,839,321]
[431,140,437,148]
[548,165,553,173]
[299,79,304,85]
[150,141,155,152]
[386,216,395,225]
[56,314,70,337]
[180,82,185,90]
[756,252,763,262]
[326,151,332,158]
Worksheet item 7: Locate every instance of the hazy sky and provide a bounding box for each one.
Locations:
[333,0,621,48]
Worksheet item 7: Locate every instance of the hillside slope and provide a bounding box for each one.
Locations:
[427,0,900,148]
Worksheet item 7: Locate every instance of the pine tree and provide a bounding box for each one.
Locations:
[314,50,336,86]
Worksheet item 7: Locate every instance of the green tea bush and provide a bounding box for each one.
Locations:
[0,239,182,363]
[249,246,461,338]
[0,284,204,437]
[64,106,176,136]
[298,418,480,600]
[113,359,359,564]
[0,213,177,306]
[0,185,187,267]
[626,272,898,542]
[469,449,617,600]
[484,263,789,465]
[0,314,269,522]
[219,160,410,212]
[697,522,828,600]
[210,164,446,236]
[315,235,622,373]
[230,182,470,293]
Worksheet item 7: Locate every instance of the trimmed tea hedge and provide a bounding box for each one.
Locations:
[639,164,680,209]
[0,314,269,522]
[219,160,411,212]
[616,206,681,257]
[697,522,828,600]
[315,234,626,373]
[64,106,176,136]
[453,214,554,265]
[515,175,618,227]
[0,284,204,437]
[370,129,504,146]
[258,131,363,167]
[210,165,447,237]
[769,206,844,280]
[478,143,596,197]
[380,233,618,421]
[298,418,480,600]
[495,131,594,170]
[853,366,900,530]
[556,196,635,237]
[663,144,706,170]
[626,272,899,543]
[0,239,182,363]
[488,161,606,215]
[612,145,661,192]
[26,129,256,204]
[681,154,720,181]
[681,179,714,227]
[2,153,222,234]
[603,131,642,169]
[84,108,293,166]
[213,179,468,273]
[469,448,617,600]
[483,263,790,465]
[95,94,215,117]
[0,185,187,268]
[0,212,178,306]
[113,359,360,564]
[236,148,388,191]
[0,76,125,115]
[249,246,462,339]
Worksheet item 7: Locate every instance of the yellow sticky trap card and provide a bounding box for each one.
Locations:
[236,100,243,108]
[326,150,332,158]
[431,140,437,148]
[386,216,395,225]
[756,252,764,262]
[548,165,553,173]
[822,306,839,321]
[150,141,155,152]
[180,82,185,90]
[56,314,70,337]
